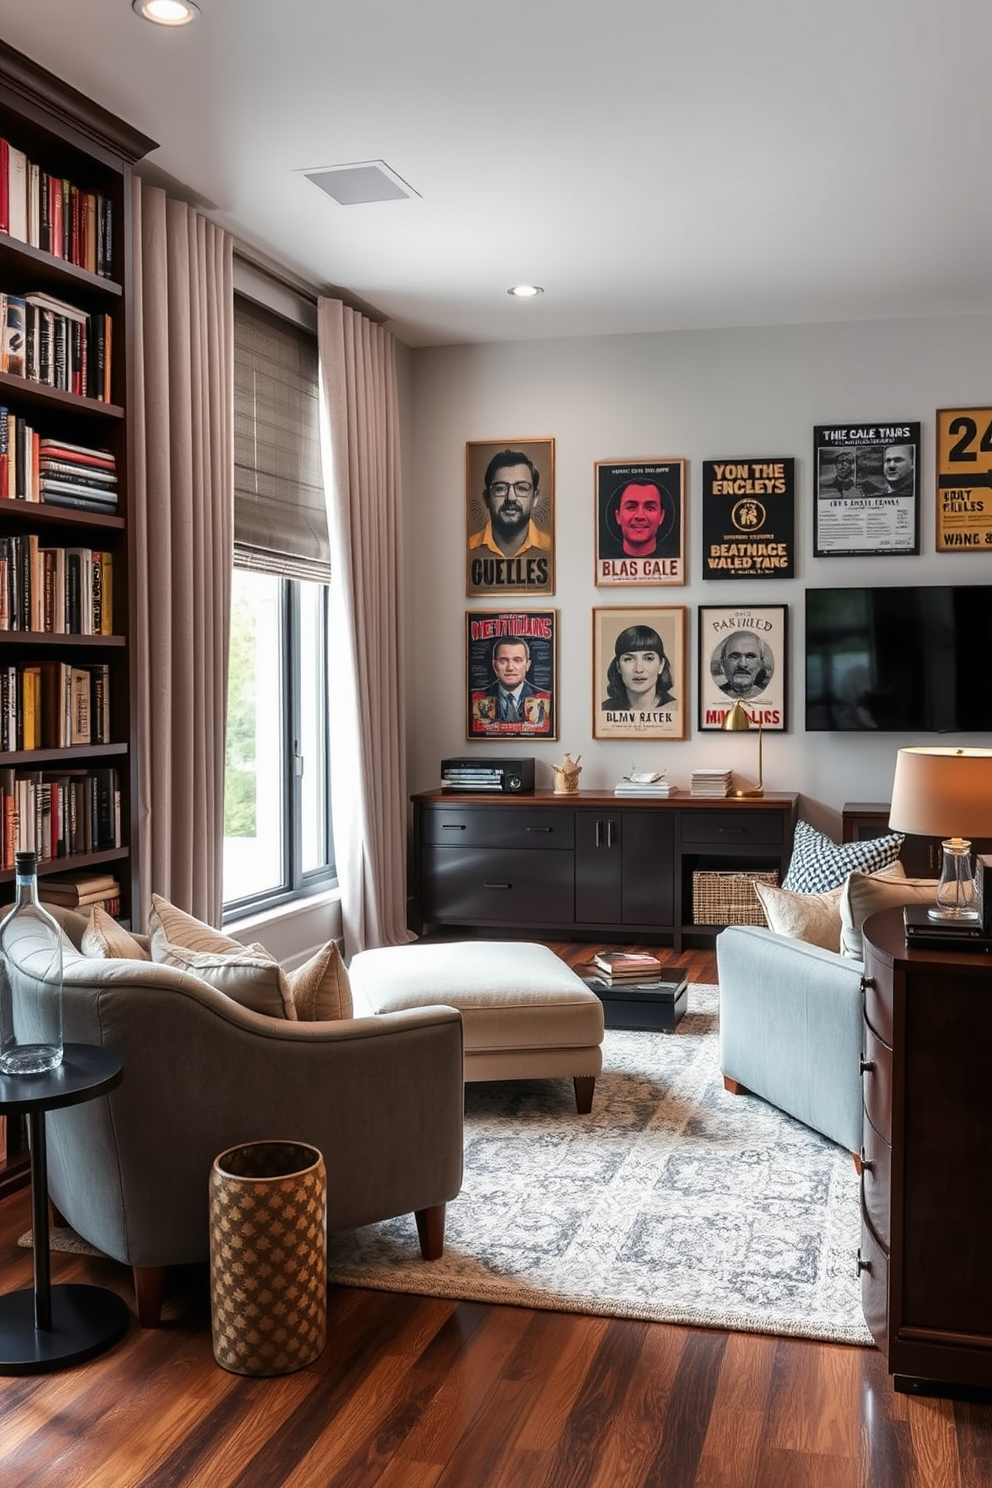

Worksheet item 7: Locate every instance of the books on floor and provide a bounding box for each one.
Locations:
[590,949,665,984]
[690,768,733,798]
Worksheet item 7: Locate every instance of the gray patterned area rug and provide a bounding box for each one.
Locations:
[327,983,872,1346]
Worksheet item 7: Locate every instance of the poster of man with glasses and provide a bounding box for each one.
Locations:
[466,438,555,596]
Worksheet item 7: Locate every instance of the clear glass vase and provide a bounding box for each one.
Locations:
[0,851,64,1074]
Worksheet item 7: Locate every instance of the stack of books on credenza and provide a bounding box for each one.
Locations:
[581,950,688,1032]
[690,768,732,798]
[38,870,121,920]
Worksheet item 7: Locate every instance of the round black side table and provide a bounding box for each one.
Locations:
[0,1043,129,1374]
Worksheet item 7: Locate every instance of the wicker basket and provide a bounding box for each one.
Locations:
[692,869,778,926]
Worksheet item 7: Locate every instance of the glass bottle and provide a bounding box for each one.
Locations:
[0,851,64,1073]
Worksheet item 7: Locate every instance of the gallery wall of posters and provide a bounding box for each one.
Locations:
[466,438,555,597]
[592,606,686,740]
[697,604,788,732]
[594,459,685,587]
[813,422,920,556]
[466,610,557,740]
[935,407,992,552]
[701,458,795,579]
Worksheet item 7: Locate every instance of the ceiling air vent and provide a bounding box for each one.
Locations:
[304,161,419,206]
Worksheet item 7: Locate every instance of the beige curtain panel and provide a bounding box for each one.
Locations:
[317,298,412,954]
[131,179,234,928]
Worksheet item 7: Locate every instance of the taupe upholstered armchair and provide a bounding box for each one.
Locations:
[4,908,464,1326]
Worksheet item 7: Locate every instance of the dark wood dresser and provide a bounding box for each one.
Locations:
[860,906,992,1394]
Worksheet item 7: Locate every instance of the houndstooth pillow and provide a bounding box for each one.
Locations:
[783,819,904,893]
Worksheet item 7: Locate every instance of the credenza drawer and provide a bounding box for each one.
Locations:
[680,811,783,848]
[421,808,574,851]
[862,1022,892,1143]
[420,847,574,924]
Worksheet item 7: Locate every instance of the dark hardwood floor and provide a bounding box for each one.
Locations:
[1,941,990,1487]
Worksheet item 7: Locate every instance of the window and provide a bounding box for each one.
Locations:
[223,290,334,916]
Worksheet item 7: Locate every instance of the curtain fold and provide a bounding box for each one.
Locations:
[317,298,412,954]
[131,180,234,927]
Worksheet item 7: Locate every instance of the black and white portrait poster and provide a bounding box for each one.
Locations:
[701,458,795,579]
[592,606,686,740]
[466,438,555,597]
[466,610,557,740]
[697,604,788,731]
[813,422,920,557]
[594,459,685,587]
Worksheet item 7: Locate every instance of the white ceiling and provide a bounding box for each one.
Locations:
[3,0,990,348]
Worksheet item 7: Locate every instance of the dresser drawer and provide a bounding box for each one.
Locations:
[861,1111,892,1250]
[680,811,783,848]
[862,1022,893,1143]
[862,961,893,1046]
[421,847,574,924]
[421,807,574,851]
[859,1198,889,1350]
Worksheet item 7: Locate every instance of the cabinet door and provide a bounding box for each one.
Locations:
[621,809,674,926]
[574,811,621,923]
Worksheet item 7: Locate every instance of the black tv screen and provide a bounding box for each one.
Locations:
[805,585,992,732]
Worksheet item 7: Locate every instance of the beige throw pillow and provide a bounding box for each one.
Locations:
[149,894,294,1019]
[754,880,845,951]
[840,872,939,960]
[81,905,150,961]
[286,940,352,1021]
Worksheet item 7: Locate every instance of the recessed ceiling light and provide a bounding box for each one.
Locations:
[132,0,200,24]
[508,285,544,298]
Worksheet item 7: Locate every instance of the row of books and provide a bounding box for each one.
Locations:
[0,765,122,868]
[1,291,113,403]
[0,421,119,511]
[0,136,114,277]
[690,767,733,798]
[0,535,114,634]
[2,662,112,752]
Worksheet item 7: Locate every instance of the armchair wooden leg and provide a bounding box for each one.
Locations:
[573,1076,595,1114]
[133,1265,166,1327]
[723,1075,748,1095]
[414,1204,446,1261]
[48,1199,67,1229]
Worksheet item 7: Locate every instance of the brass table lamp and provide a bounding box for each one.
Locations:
[721,700,763,799]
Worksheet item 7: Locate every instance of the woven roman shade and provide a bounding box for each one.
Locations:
[233,295,330,583]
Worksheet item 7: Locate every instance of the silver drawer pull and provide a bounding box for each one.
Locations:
[526,826,553,833]
[483,882,512,890]
[441,823,466,830]
[860,1058,875,1075]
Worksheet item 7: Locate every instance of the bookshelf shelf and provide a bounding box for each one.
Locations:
[0,40,154,922]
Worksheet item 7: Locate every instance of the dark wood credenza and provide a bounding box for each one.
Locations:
[410,790,797,950]
[860,907,992,1394]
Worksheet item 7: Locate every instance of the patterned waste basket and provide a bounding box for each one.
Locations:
[209,1140,326,1376]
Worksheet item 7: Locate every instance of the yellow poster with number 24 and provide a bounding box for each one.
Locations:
[936,407,992,551]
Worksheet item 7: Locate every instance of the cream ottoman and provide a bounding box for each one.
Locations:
[348,941,605,1113]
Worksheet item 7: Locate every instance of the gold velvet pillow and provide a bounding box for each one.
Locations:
[81,905,150,961]
[754,880,844,952]
[286,940,352,1021]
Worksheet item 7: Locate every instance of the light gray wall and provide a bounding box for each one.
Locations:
[406,313,992,839]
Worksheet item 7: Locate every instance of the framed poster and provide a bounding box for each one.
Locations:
[466,438,555,597]
[697,604,787,731]
[466,610,557,740]
[592,606,686,740]
[594,459,685,587]
[701,458,795,579]
[935,407,992,552]
[813,422,920,557]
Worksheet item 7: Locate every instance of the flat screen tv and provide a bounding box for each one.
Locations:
[805,584,992,732]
